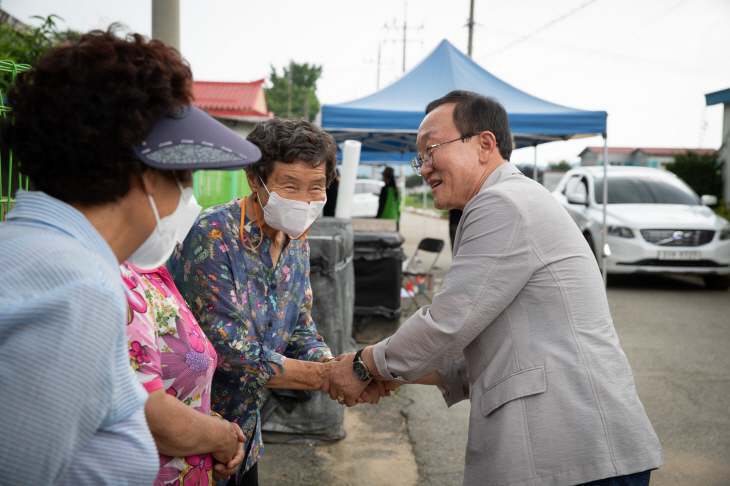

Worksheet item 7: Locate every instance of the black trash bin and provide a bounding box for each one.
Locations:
[353,231,406,330]
[260,217,356,443]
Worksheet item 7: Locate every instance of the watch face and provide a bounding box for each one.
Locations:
[353,360,369,381]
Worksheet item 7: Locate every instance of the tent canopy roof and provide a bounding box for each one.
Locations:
[319,40,606,163]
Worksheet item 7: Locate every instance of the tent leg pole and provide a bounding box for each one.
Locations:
[601,134,609,288]
[532,144,538,181]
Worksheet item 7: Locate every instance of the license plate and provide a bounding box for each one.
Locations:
[658,250,701,260]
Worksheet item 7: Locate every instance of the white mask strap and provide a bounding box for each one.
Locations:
[258,176,272,196]
[147,193,162,228]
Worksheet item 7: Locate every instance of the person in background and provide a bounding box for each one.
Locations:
[167,117,381,486]
[376,166,400,230]
[0,27,255,485]
[322,168,339,216]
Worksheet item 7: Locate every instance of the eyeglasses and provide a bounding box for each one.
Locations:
[411,134,480,176]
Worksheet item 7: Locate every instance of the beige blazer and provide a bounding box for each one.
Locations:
[372,163,663,486]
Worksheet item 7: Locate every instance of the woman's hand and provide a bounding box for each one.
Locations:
[212,422,246,480]
[211,419,244,470]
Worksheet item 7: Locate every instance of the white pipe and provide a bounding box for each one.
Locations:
[532,144,538,181]
[601,134,608,287]
[334,140,361,219]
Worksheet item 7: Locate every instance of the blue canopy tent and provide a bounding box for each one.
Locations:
[319,39,611,283]
[318,39,607,163]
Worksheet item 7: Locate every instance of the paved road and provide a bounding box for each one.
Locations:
[393,273,730,486]
[260,211,730,485]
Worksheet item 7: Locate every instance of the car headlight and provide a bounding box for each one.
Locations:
[607,225,634,238]
[720,223,730,240]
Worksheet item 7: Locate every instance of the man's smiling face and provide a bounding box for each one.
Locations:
[416,103,483,211]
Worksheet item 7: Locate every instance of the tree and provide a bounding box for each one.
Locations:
[264,61,322,121]
[405,174,424,188]
[665,151,723,199]
[548,160,572,170]
[0,15,81,94]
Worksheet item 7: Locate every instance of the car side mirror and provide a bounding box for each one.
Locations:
[701,195,718,206]
[566,193,589,205]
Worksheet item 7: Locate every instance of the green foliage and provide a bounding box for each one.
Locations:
[665,151,723,199]
[405,192,434,208]
[548,160,572,170]
[0,14,81,94]
[264,61,322,121]
[405,174,424,188]
[405,192,449,218]
[714,201,730,220]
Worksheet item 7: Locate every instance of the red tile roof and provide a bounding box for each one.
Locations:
[192,80,272,119]
[583,147,635,155]
[634,148,718,156]
[582,147,718,156]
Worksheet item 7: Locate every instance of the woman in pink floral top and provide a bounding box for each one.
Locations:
[122,261,246,486]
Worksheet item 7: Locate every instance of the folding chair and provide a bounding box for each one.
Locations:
[402,237,445,313]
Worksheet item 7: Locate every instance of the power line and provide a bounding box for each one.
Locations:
[542,0,692,77]
[574,0,689,62]
[478,0,601,60]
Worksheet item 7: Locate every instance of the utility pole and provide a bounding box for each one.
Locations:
[467,0,475,57]
[377,42,382,90]
[383,2,423,75]
[402,1,407,72]
[151,0,180,50]
[287,61,293,117]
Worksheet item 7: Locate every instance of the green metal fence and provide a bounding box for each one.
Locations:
[0,61,30,221]
[194,169,252,210]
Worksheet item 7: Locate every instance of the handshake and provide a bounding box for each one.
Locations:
[320,347,401,407]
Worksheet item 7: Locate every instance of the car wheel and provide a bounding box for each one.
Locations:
[584,232,598,261]
[703,275,730,291]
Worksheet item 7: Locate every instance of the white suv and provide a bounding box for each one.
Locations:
[552,166,730,289]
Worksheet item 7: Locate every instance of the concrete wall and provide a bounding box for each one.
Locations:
[215,118,257,139]
[631,153,674,168]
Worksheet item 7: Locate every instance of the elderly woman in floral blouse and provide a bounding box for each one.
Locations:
[167,118,380,486]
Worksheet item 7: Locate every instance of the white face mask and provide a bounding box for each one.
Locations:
[128,181,202,270]
[258,177,326,239]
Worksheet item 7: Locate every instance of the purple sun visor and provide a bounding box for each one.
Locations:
[133,105,261,170]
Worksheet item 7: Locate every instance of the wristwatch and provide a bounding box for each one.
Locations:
[352,348,373,381]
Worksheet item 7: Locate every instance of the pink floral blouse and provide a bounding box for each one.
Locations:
[122,262,218,486]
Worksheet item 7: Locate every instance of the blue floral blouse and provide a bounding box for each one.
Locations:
[166,198,332,474]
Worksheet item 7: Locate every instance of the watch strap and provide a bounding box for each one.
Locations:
[354,348,372,380]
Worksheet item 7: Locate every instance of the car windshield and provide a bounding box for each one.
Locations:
[594,175,699,205]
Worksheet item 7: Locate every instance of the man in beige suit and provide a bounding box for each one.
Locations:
[325,90,663,485]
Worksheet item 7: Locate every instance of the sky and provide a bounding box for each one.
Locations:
[4,0,730,168]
